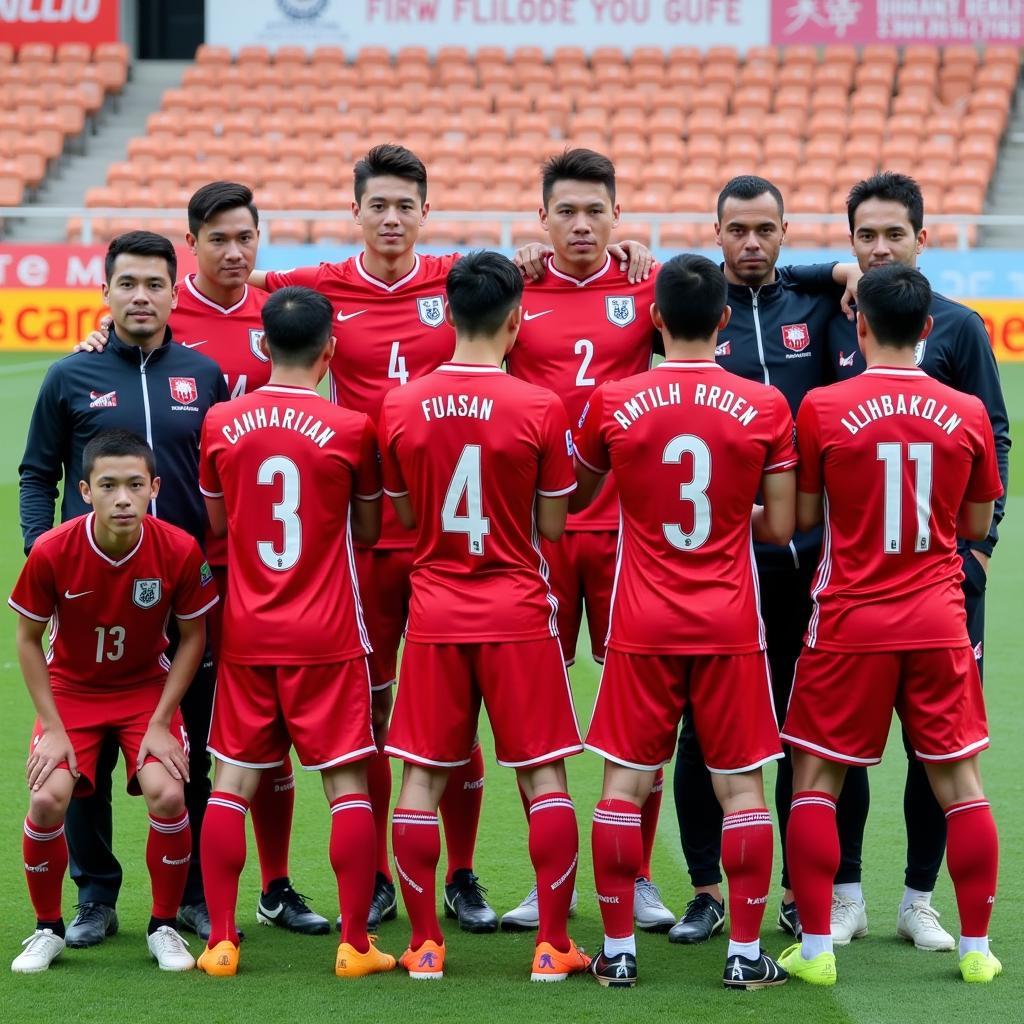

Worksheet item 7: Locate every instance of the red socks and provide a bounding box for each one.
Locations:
[200,792,249,945]
[23,818,68,922]
[392,808,443,947]
[147,811,192,919]
[367,751,393,882]
[945,799,999,938]
[529,792,578,951]
[440,743,485,882]
[330,795,375,954]
[787,791,840,937]
[638,769,663,880]
[592,799,642,940]
[721,808,773,943]
[250,757,295,891]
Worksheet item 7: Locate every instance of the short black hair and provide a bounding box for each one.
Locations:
[187,180,259,236]
[542,148,616,206]
[847,171,924,234]
[856,264,932,349]
[353,143,428,204]
[105,231,176,284]
[261,286,334,366]
[445,250,524,337]
[716,175,784,221]
[83,429,155,481]
[654,254,728,341]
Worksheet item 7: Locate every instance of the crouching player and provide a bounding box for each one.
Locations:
[10,430,217,973]
[781,265,1004,986]
[379,252,588,981]
[197,287,394,979]
[573,255,796,989]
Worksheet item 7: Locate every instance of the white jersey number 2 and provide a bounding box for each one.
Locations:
[257,455,301,571]
[442,444,490,556]
[662,434,712,551]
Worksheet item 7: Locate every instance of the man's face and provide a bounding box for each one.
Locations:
[540,179,619,272]
[715,193,786,287]
[80,455,159,537]
[102,254,177,343]
[353,175,427,258]
[850,198,925,272]
[188,206,259,290]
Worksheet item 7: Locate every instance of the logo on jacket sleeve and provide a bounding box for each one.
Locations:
[249,328,269,363]
[781,323,810,352]
[838,351,856,367]
[89,389,118,408]
[169,377,198,405]
[715,340,731,357]
[914,339,927,366]
[132,578,162,609]
[606,296,636,327]
[417,295,445,328]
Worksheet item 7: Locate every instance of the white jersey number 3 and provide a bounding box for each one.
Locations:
[257,455,301,571]
[662,434,712,550]
[442,444,490,556]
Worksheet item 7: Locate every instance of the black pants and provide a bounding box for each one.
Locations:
[66,627,215,909]
[674,558,817,890]
[835,551,987,890]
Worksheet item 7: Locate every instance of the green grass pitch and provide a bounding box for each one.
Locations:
[0,352,1021,1022]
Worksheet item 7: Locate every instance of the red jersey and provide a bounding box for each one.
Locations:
[797,366,1003,652]
[264,253,458,549]
[199,384,381,666]
[507,255,657,532]
[378,363,576,644]
[9,513,217,694]
[574,361,797,655]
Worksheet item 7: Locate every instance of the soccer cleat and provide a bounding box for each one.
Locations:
[959,950,1002,983]
[530,939,591,982]
[399,939,445,980]
[831,893,868,945]
[778,900,802,939]
[634,878,675,933]
[11,929,65,973]
[722,949,788,990]
[444,870,498,933]
[339,872,398,932]
[778,942,837,986]
[667,893,725,944]
[257,885,330,935]
[65,902,118,948]
[147,926,195,971]
[589,948,637,988]
[896,900,955,951]
[500,885,578,931]
[335,939,397,978]
[197,940,240,977]
[179,902,244,944]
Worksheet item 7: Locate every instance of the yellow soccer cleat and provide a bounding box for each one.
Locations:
[197,940,239,977]
[335,939,397,978]
[778,943,837,986]
[399,939,445,980]
[531,939,592,982]
[960,950,1002,983]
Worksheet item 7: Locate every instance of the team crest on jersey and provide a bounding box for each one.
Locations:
[169,377,198,405]
[249,328,269,363]
[132,578,162,609]
[417,295,445,328]
[914,339,927,366]
[606,296,636,327]
[782,323,810,352]
[715,340,731,357]
[89,389,117,408]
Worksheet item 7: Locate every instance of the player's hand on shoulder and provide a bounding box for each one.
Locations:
[137,722,190,783]
[834,262,863,321]
[513,242,553,281]
[74,315,112,353]
[609,240,653,283]
[26,727,77,790]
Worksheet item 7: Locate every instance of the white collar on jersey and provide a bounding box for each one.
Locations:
[355,252,421,292]
[436,363,503,373]
[656,360,719,370]
[863,366,927,377]
[85,512,145,568]
[184,274,249,315]
[257,384,318,395]
[545,253,612,288]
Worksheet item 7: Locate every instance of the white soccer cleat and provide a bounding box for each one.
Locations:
[830,893,869,945]
[634,878,675,932]
[500,885,578,931]
[12,929,65,973]
[896,900,955,951]
[147,925,195,971]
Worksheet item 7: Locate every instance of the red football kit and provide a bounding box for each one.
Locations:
[199,384,381,769]
[9,513,216,793]
[574,360,797,771]
[784,366,1003,765]
[378,363,583,767]
[507,255,656,662]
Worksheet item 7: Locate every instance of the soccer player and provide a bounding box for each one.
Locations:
[378,251,587,982]
[574,255,795,989]
[822,173,1011,950]
[781,264,1003,986]
[196,287,393,979]
[10,429,217,973]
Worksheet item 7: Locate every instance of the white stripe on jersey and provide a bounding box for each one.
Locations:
[344,504,374,656]
[603,504,625,654]
[806,494,833,649]
[530,506,559,638]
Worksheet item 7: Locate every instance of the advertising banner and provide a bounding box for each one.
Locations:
[0,0,121,47]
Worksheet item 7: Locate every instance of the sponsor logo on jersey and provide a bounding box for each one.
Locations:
[565,429,574,456]
[200,560,214,587]
[132,578,162,609]
[914,339,927,366]
[180,340,207,349]
[249,328,269,362]
[336,309,367,323]
[781,323,810,352]
[64,589,93,600]
[523,309,552,321]
[169,376,198,405]
[417,295,445,328]
[89,389,118,408]
[838,350,856,367]
[606,295,636,327]
[715,340,731,357]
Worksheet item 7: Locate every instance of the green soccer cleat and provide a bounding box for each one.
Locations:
[959,950,1002,983]
[778,943,837,986]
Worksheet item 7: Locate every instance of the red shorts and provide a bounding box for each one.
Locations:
[542,531,617,665]
[385,638,583,769]
[207,565,228,661]
[586,649,783,773]
[208,658,376,771]
[782,646,988,766]
[31,685,188,797]
[355,547,414,690]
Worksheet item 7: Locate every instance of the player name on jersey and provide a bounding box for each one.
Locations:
[218,404,337,447]
[420,393,494,422]
[839,392,963,436]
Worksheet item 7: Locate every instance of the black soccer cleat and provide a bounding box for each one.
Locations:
[444,869,498,933]
[65,903,118,949]
[778,900,802,939]
[257,883,330,935]
[722,949,789,990]
[667,893,725,944]
[338,872,398,932]
[177,901,245,944]
[590,948,638,988]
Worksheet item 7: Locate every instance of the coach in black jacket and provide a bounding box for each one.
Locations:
[18,232,227,947]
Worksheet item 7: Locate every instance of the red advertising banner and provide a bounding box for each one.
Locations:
[771,0,1024,45]
[0,0,120,47]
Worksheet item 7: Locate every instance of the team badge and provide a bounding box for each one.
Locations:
[417,295,445,328]
[89,389,117,408]
[781,323,810,352]
[169,377,198,405]
[606,296,636,327]
[914,339,927,366]
[132,578,162,609]
[200,560,214,587]
[715,340,730,357]
[249,328,269,363]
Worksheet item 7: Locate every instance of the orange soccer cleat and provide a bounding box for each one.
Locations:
[197,940,239,977]
[531,939,592,981]
[335,938,398,978]
[399,939,445,980]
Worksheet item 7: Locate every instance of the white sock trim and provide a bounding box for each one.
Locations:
[801,932,833,959]
[603,934,636,957]
[727,939,760,960]
[900,887,932,914]
[834,882,863,901]
[960,935,989,957]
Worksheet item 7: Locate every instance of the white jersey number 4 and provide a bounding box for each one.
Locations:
[442,444,490,556]
[257,455,301,571]
[388,341,409,386]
